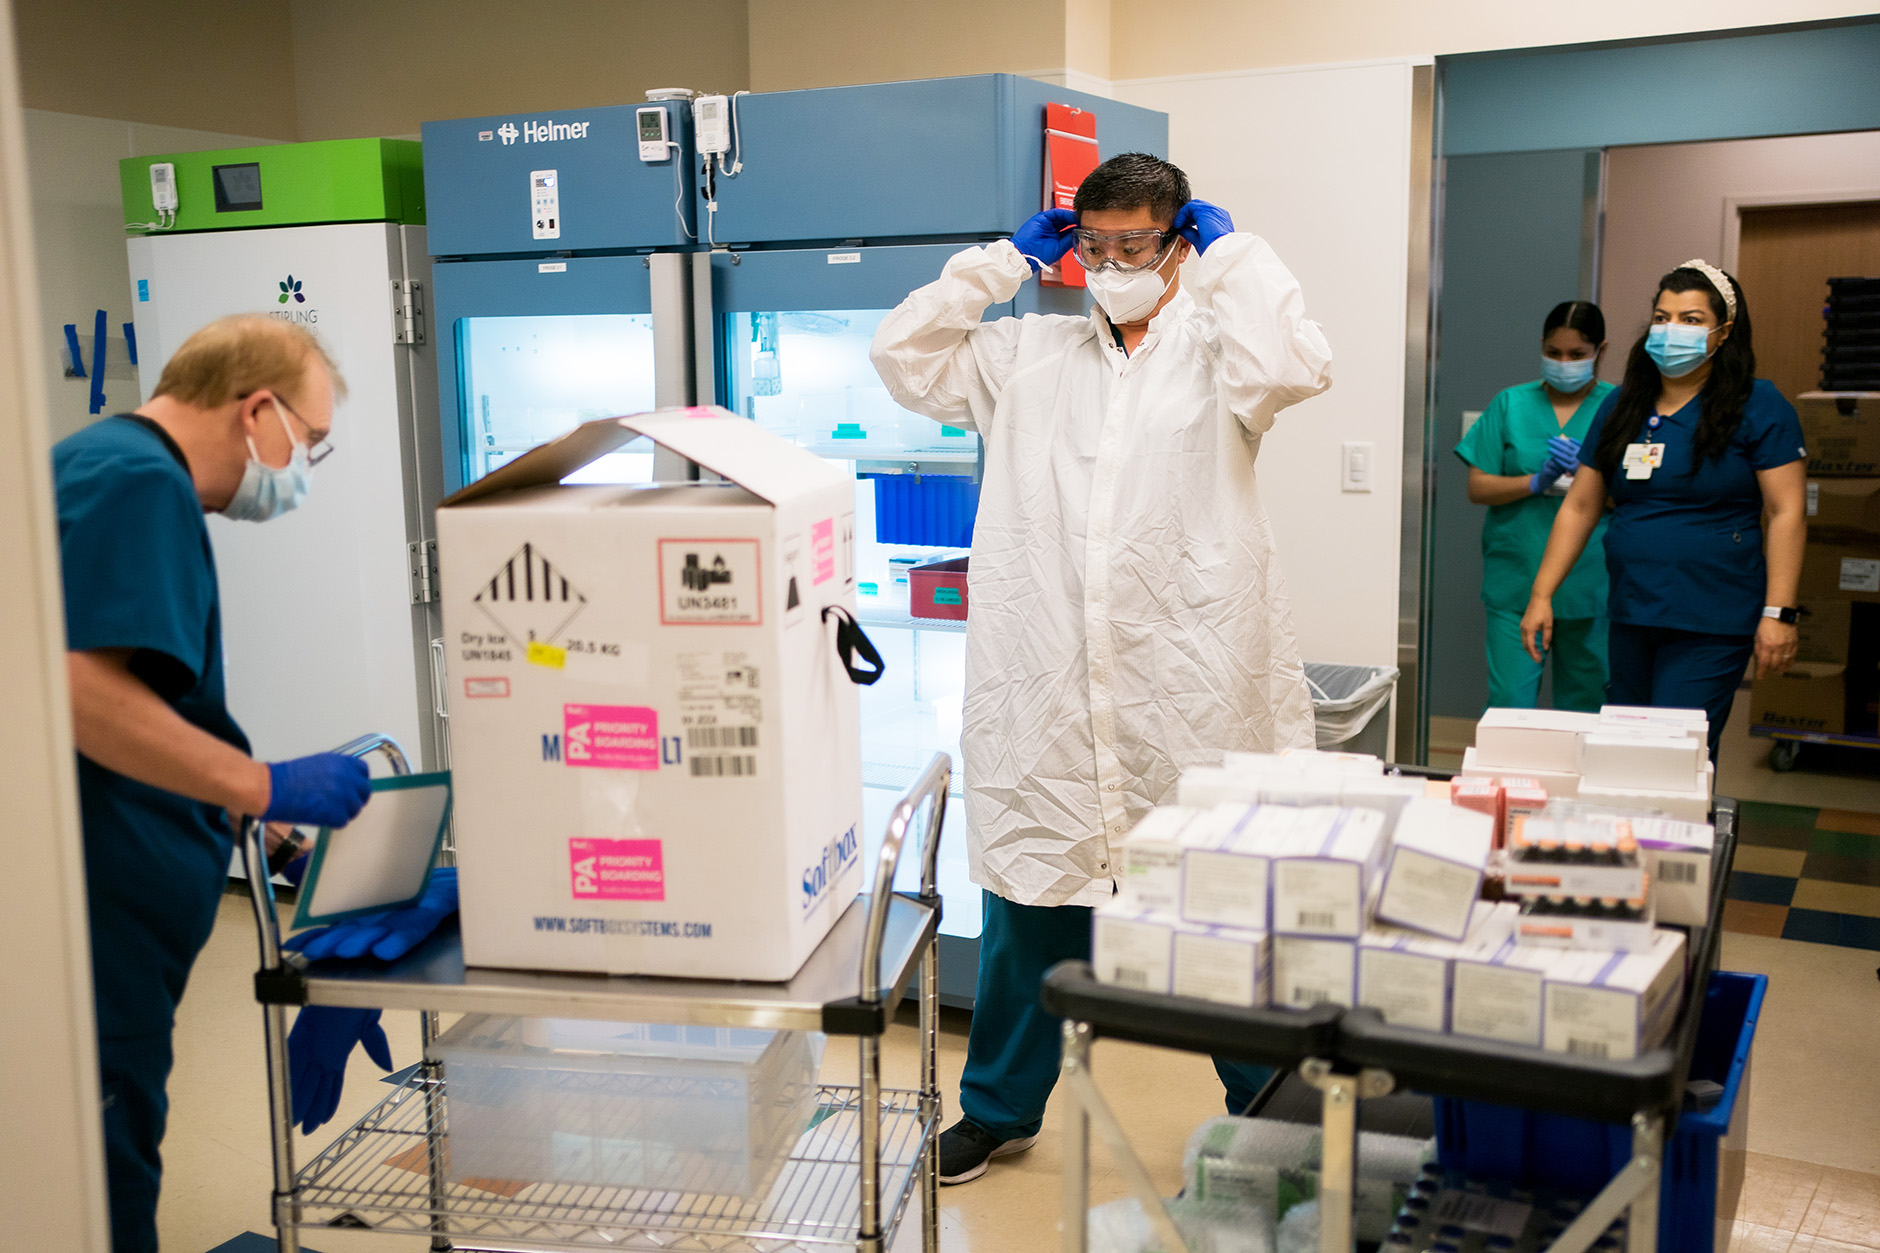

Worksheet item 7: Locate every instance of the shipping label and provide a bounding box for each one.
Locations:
[569,837,664,901]
[562,704,659,770]
[677,650,762,779]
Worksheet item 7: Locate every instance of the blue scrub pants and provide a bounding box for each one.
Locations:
[959,892,1275,1139]
[1606,623,1754,762]
[98,1032,173,1253]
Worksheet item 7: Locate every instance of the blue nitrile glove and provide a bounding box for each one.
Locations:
[1172,199,1235,253]
[288,1006,392,1135]
[1010,207,1079,273]
[285,867,459,963]
[262,753,371,827]
[1547,433,1582,467]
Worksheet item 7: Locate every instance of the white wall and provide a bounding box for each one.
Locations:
[1598,129,1880,372]
[24,110,277,443]
[1117,60,1420,668]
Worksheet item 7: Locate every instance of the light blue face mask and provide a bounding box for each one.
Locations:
[222,400,313,523]
[1645,323,1715,379]
[1540,355,1597,393]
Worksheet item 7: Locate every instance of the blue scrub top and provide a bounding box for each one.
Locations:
[1579,379,1807,637]
[53,416,249,1039]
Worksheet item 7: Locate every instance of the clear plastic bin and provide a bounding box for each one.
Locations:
[430,1016,823,1199]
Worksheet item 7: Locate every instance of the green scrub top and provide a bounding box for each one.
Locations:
[1455,379,1615,622]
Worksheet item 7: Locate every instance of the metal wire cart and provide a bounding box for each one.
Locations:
[241,741,950,1253]
[1044,794,1741,1253]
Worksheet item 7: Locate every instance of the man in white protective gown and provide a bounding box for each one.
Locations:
[870,153,1332,1185]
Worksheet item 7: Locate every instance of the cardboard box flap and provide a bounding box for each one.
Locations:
[440,407,848,509]
[618,409,848,504]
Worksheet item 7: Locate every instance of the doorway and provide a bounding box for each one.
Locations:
[1734,199,1880,402]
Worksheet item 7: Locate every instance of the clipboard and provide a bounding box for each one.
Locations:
[291,772,452,929]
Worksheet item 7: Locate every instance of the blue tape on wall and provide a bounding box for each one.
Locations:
[62,324,85,378]
[123,322,137,366]
[89,309,108,414]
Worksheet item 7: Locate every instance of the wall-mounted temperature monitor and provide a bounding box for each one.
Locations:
[636,106,670,163]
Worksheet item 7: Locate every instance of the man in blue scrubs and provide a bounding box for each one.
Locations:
[54,315,374,1252]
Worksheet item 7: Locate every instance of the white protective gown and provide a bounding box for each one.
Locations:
[869,234,1332,908]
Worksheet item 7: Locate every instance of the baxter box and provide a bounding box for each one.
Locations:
[438,410,864,980]
[1797,393,1880,477]
[1806,478,1880,536]
[1798,536,1880,604]
[1798,601,1854,665]
[1749,663,1848,736]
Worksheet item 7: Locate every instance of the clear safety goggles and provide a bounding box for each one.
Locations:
[1073,228,1174,273]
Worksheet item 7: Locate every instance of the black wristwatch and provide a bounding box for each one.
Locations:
[1762,605,1799,624]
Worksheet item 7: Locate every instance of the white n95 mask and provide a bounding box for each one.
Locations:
[223,400,313,523]
[1087,254,1177,324]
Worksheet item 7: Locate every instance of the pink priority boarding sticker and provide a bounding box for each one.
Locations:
[563,704,659,770]
[569,838,664,901]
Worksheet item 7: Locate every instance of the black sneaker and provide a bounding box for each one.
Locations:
[937,1117,1038,1185]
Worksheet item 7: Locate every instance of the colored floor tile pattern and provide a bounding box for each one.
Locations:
[1726,801,1880,951]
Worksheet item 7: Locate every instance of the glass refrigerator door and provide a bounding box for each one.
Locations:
[723,307,982,941]
[458,313,659,485]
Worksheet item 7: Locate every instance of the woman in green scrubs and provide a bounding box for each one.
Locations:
[1455,301,1615,710]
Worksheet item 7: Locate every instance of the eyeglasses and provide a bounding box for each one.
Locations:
[1073,228,1174,273]
[272,395,335,466]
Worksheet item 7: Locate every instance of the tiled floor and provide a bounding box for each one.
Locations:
[1733,1151,1880,1251]
[1726,803,1880,951]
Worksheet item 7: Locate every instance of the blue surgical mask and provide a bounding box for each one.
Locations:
[222,400,313,522]
[1540,356,1597,393]
[1645,323,1715,379]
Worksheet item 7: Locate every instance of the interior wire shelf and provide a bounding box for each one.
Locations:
[290,1073,934,1252]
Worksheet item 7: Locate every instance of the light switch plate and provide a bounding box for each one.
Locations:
[1342,440,1373,493]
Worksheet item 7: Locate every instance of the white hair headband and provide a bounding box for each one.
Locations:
[1676,258,1738,323]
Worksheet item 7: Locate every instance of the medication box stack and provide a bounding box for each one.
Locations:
[1461,705,1712,819]
[1357,902,1515,1032]
[438,410,865,981]
[1503,814,1654,952]
[1542,929,1687,1061]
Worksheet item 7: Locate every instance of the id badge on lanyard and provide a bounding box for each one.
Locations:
[1624,414,1668,480]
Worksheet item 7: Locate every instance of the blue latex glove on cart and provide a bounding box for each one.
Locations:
[262,753,371,827]
[288,1006,393,1134]
[285,867,459,963]
[1172,199,1235,254]
[1010,208,1079,273]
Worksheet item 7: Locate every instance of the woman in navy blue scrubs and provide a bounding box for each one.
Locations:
[1518,260,1807,760]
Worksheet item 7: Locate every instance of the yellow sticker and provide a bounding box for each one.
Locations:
[526,641,567,669]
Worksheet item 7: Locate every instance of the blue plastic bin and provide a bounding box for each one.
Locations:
[1433,971,1766,1253]
[870,474,979,548]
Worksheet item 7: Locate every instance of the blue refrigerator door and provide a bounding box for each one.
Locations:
[433,254,660,493]
[709,243,1090,1006]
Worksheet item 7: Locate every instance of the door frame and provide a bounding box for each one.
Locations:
[1721,187,1880,271]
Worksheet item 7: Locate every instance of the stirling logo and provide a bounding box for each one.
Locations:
[269,274,316,325]
[681,553,734,593]
[800,825,859,915]
[277,275,305,304]
[497,122,519,145]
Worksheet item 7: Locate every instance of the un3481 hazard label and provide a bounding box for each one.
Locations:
[659,539,762,624]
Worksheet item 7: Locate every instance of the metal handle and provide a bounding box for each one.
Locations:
[429,638,449,720]
[858,752,950,1004]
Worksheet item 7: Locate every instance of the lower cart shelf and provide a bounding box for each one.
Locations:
[290,1074,935,1252]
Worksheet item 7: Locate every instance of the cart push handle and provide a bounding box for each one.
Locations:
[859,752,950,1006]
[241,734,413,980]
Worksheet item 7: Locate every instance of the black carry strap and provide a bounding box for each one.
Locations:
[823,606,885,686]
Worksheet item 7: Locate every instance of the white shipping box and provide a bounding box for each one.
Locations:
[1461,747,1580,798]
[1577,781,1711,824]
[1357,902,1516,1032]
[1631,818,1716,927]
[1599,705,1709,745]
[438,411,865,979]
[1473,709,1602,774]
[1450,934,1562,1047]
[1373,799,1493,939]
[1543,930,1687,1061]
[1580,731,1704,792]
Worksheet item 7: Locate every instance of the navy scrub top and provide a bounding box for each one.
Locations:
[53,415,249,1039]
[1578,378,1807,638]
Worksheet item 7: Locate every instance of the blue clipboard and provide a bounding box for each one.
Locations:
[291,772,452,929]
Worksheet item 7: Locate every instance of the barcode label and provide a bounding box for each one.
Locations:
[1296,910,1338,929]
[689,754,758,778]
[686,725,758,749]
[1658,861,1698,884]
[1567,1037,1610,1058]
[1429,1190,1533,1237]
[1110,967,1148,989]
[1293,986,1330,1005]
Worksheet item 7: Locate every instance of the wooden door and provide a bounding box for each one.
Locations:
[1735,201,1880,404]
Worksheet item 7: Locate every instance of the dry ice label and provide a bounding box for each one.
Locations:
[569,838,664,901]
[474,542,588,647]
[659,539,762,624]
[562,704,659,770]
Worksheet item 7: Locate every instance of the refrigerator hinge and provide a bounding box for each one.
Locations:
[408,539,438,604]
[392,278,426,345]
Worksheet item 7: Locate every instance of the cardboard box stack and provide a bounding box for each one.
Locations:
[1092,738,1713,1060]
[1751,405,1880,738]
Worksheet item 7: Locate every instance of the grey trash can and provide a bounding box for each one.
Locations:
[1305,662,1400,759]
